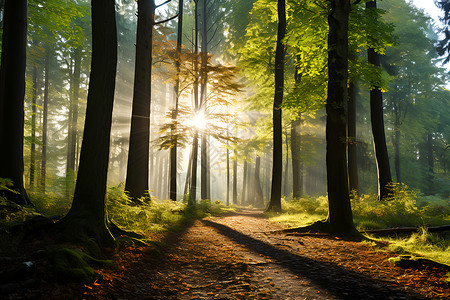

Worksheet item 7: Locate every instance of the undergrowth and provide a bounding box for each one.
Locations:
[268,183,450,265]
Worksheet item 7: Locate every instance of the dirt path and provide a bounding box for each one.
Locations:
[5,210,449,299]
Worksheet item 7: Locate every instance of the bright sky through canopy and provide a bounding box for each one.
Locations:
[411,0,443,22]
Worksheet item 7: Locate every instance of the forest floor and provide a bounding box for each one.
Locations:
[3,209,450,299]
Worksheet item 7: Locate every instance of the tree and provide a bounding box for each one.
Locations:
[266,0,286,212]
[0,0,32,206]
[366,0,392,200]
[169,0,184,202]
[125,0,155,200]
[323,0,355,234]
[57,0,117,247]
[435,0,450,62]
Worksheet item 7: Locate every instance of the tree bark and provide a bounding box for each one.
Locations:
[325,0,355,234]
[233,150,237,205]
[189,0,199,205]
[291,118,302,198]
[366,0,392,200]
[170,0,184,201]
[0,0,31,205]
[254,156,264,208]
[125,0,154,200]
[66,47,81,198]
[242,160,248,205]
[58,0,117,247]
[426,133,434,194]
[267,0,286,212]
[283,130,289,196]
[189,132,199,205]
[226,147,230,206]
[30,65,38,190]
[200,0,209,200]
[40,51,49,193]
[347,80,360,195]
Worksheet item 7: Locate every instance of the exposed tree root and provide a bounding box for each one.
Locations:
[389,255,450,271]
[365,225,450,236]
[278,220,363,240]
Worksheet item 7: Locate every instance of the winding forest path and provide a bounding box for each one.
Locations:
[85,209,448,300]
[6,210,449,299]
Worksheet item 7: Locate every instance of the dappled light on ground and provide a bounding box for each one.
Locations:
[4,210,449,299]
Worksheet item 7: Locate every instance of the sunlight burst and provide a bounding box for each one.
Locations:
[191,111,208,130]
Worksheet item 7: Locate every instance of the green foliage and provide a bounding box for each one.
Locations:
[29,191,72,217]
[106,187,185,234]
[46,247,112,282]
[106,187,234,234]
[384,228,450,265]
[0,179,35,226]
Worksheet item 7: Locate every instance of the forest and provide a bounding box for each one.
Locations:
[0,0,449,298]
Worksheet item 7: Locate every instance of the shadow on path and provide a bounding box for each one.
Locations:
[201,219,424,300]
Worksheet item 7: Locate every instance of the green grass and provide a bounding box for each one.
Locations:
[267,184,450,265]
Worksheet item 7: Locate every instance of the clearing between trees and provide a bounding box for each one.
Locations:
[3,209,450,299]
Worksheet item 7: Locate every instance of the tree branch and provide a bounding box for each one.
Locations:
[156,0,173,9]
[154,14,179,26]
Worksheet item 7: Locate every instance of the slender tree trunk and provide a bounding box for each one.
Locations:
[30,66,38,190]
[0,0,31,205]
[254,156,264,208]
[283,131,289,196]
[347,80,359,195]
[394,124,401,183]
[267,0,286,212]
[125,0,154,200]
[426,133,434,194]
[66,48,81,198]
[233,150,237,205]
[40,51,49,193]
[58,0,117,247]
[325,0,355,234]
[200,0,209,200]
[291,118,302,198]
[242,160,248,206]
[366,0,392,200]
[226,147,230,205]
[189,132,199,205]
[189,0,199,205]
[183,145,193,198]
[170,0,184,201]
[247,161,255,206]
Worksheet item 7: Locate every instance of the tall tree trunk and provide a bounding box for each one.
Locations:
[242,160,248,205]
[366,0,392,200]
[267,0,286,212]
[189,0,199,205]
[170,0,184,201]
[40,51,49,193]
[325,0,355,234]
[291,118,302,198]
[233,150,237,205]
[58,0,117,247]
[183,145,193,199]
[347,80,359,195]
[426,133,434,194]
[283,130,289,196]
[254,156,264,208]
[30,66,38,190]
[200,0,209,200]
[226,147,230,205]
[125,0,154,200]
[394,124,401,183]
[189,133,199,205]
[0,0,31,205]
[66,47,82,198]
